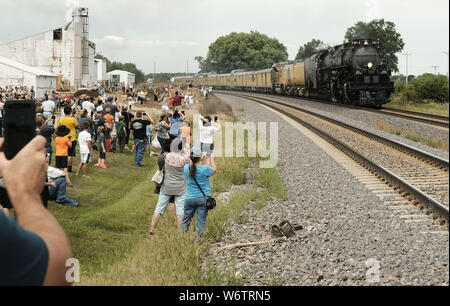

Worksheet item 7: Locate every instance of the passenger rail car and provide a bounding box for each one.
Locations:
[173,40,394,107]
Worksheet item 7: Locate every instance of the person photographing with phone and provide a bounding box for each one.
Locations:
[198,115,221,158]
[0,99,73,285]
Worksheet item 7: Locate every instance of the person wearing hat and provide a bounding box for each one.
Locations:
[181,145,216,237]
[58,107,79,173]
[54,125,73,187]
[149,139,191,235]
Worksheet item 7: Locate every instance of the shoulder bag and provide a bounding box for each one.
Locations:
[191,169,216,210]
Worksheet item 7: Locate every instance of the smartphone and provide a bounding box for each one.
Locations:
[214,116,218,122]
[0,100,46,209]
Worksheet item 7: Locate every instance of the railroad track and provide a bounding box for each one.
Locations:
[216,90,449,128]
[220,92,450,225]
[369,107,449,129]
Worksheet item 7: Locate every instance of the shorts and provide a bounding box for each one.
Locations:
[55,156,68,169]
[80,153,91,164]
[68,141,77,157]
[155,192,185,216]
[99,152,106,159]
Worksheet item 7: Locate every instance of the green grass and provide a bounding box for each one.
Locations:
[375,121,449,152]
[49,150,158,277]
[385,99,449,117]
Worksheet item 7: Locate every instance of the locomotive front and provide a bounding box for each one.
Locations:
[346,40,394,106]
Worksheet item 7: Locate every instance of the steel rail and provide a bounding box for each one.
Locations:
[221,92,449,222]
[227,92,450,170]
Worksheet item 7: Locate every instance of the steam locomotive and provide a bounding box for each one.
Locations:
[173,40,395,107]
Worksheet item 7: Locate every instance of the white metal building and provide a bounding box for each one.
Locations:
[95,59,107,82]
[0,7,96,92]
[0,56,57,98]
[107,70,136,87]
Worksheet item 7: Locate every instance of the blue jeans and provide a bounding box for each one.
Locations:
[134,139,146,166]
[182,197,208,237]
[48,177,79,207]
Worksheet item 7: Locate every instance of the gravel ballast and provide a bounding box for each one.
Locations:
[219,91,449,160]
[211,93,449,286]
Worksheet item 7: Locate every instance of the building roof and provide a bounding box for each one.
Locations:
[107,70,136,76]
[0,56,57,77]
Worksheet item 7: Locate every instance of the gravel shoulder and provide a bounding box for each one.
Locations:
[212,93,449,286]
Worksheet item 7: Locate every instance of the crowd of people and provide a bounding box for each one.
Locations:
[0,83,222,285]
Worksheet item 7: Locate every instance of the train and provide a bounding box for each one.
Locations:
[173,39,395,107]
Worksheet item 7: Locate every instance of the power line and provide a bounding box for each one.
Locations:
[402,52,412,84]
[432,65,439,75]
[443,50,449,79]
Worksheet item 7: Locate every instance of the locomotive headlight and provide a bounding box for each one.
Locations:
[367,62,374,68]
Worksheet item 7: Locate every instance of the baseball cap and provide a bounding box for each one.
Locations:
[107,96,114,102]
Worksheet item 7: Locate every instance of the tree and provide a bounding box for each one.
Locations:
[197,31,288,73]
[345,19,405,72]
[295,39,328,60]
[410,74,449,103]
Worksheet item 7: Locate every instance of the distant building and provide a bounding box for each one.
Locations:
[0,55,57,98]
[95,59,107,82]
[0,7,96,92]
[107,70,135,88]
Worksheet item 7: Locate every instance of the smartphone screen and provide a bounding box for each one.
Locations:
[3,101,36,160]
[0,100,38,209]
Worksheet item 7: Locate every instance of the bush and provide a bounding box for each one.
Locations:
[410,74,449,103]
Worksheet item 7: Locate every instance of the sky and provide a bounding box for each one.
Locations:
[0,0,448,76]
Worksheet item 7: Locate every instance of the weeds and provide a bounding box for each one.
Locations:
[375,121,449,151]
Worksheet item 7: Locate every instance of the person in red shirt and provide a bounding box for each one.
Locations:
[171,91,184,111]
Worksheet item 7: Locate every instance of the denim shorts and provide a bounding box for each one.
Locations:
[155,192,185,216]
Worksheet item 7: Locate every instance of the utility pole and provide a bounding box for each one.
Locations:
[402,52,412,84]
[432,65,439,75]
[443,50,449,79]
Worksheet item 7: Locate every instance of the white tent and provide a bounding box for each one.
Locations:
[0,56,57,99]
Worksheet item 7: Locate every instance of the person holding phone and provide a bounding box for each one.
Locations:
[199,115,221,157]
[0,136,73,285]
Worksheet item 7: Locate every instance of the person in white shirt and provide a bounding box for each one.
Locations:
[42,99,55,121]
[47,166,80,207]
[82,98,96,117]
[199,115,221,157]
[76,121,93,177]
[128,97,135,110]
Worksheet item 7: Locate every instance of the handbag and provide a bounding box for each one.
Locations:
[152,135,161,148]
[191,171,216,210]
[152,170,164,184]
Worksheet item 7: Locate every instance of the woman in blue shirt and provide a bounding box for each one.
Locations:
[182,148,217,237]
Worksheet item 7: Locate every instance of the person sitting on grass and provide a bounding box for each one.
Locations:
[47,166,80,208]
[94,126,107,169]
[76,121,93,178]
[54,125,73,187]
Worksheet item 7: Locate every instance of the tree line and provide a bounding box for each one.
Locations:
[196,19,405,74]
